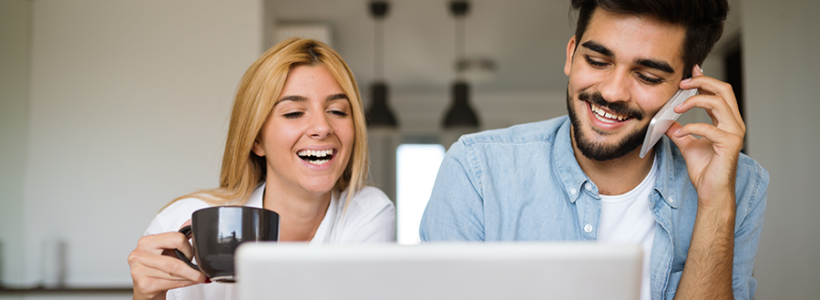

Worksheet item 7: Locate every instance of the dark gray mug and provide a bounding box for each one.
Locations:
[174,206,279,282]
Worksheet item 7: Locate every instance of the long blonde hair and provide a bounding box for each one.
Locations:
[167,38,369,207]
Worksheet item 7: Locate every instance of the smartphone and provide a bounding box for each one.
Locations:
[639,88,698,158]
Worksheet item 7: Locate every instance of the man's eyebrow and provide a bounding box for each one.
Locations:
[635,58,675,74]
[581,41,613,57]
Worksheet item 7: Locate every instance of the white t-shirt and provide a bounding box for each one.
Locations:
[597,155,659,300]
[143,183,396,300]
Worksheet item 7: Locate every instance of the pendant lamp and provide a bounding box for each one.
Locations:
[443,0,480,129]
[365,1,398,127]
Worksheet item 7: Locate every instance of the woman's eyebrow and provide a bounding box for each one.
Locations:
[274,95,308,106]
[326,93,348,101]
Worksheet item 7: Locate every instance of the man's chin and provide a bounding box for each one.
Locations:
[574,125,648,161]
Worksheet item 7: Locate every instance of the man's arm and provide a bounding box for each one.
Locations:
[666,66,747,300]
[419,139,486,241]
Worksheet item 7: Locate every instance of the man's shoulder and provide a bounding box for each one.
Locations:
[735,152,770,195]
[458,116,568,147]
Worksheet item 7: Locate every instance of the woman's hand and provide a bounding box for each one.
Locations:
[128,220,207,300]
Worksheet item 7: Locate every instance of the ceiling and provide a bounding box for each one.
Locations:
[268,0,578,93]
[267,0,741,93]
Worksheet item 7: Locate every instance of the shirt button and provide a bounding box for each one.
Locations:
[669,197,675,203]
[570,188,577,195]
[585,184,592,191]
[584,224,593,233]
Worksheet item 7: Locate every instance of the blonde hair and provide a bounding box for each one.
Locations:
[167,38,369,208]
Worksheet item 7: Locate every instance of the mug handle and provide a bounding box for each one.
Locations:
[173,225,199,271]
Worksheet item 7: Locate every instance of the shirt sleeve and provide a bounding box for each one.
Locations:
[419,138,486,241]
[730,161,770,300]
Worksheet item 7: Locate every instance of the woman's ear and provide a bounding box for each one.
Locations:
[251,138,265,157]
[564,35,577,77]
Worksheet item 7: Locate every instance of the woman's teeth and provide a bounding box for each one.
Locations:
[297,149,334,165]
[590,104,628,123]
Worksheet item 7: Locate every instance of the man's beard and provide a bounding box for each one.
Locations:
[566,88,648,161]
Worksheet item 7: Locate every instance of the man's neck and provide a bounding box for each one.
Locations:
[570,127,655,196]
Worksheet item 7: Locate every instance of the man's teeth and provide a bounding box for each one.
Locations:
[590,104,627,122]
[297,149,333,157]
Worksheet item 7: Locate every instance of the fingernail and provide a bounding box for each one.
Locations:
[205,277,212,283]
[681,78,691,84]
[697,64,703,73]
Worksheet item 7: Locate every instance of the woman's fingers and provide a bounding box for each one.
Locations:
[130,248,205,282]
[138,231,194,259]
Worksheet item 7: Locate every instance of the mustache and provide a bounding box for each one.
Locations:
[578,91,645,121]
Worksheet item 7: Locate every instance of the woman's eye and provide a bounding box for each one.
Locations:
[329,110,348,117]
[584,55,608,68]
[283,112,303,119]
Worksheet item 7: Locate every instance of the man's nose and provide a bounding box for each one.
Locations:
[307,112,333,139]
[598,70,631,103]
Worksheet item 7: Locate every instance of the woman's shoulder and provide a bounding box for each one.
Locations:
[144,197,212,235]
[332,186,396,242]
[346,186,394,213]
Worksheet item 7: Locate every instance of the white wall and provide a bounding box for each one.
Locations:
[0,0,31,288]
[742,0,820,298]
[19,0,263,286]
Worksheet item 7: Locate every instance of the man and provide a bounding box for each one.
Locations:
[419,0,768,299]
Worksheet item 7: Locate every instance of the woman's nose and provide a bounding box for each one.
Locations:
[307,112,333,139]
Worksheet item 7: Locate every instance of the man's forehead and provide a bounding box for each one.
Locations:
[581,8,686,68]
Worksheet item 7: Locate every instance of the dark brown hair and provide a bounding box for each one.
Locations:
[571,0,728,78]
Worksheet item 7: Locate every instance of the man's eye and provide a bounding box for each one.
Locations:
[283,112,303,119]
[584,55,608,67]
[637,73,663,84]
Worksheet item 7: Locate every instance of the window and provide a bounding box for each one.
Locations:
[396,144,446,245]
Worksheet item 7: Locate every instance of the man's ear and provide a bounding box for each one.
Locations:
[564,35,577,77]
[251,138,265,157]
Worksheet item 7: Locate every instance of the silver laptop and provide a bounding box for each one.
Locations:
[235,242,641,300]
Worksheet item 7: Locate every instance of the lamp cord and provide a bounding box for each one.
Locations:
[375,18,383,81]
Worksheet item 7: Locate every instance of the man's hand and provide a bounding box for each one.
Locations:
[667,65,745,205]
[665,65,743,300]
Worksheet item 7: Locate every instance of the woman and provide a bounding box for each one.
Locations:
[127,38,396,300]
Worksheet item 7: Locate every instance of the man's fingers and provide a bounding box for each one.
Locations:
[673,94,743,135]
[672,123,743,153]
[665,121,696,150]
[680,65,745,132]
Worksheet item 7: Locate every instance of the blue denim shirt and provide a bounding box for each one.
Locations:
[420,116,769,300]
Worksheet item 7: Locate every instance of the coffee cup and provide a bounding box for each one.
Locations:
[174,206,279,282]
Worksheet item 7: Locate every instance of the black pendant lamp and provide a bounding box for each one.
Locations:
[365,1,398,128]
[443,0,479,129]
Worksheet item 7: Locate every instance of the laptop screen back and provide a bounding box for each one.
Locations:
[236,242,641,300]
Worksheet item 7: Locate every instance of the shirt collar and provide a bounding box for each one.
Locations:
[554,117,597,203]
[246,182,265,208]
[653,136,679,208]
[553,117,678,208]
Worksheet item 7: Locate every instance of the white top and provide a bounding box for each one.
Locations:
[143,183,396,300]
[597,155,659,300]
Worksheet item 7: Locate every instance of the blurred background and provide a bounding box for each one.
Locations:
[0,0,817,299]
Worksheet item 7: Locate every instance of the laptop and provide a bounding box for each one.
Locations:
[235,242,641,300]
